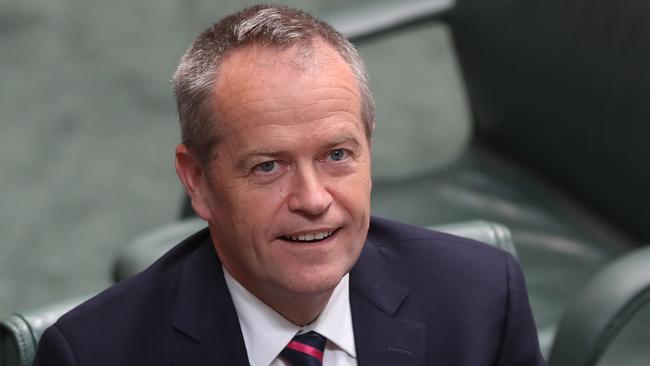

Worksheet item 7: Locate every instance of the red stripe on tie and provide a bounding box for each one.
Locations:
[286,340,324,361]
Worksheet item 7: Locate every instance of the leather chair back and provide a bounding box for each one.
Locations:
[447,0,650,241]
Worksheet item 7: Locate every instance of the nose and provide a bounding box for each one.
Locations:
[287,165,333,216]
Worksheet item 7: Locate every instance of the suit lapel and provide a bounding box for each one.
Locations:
[350,240,427,366]
[170,234,249,365]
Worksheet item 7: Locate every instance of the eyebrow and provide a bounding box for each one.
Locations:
[236,148,282,171]
[324,134,362,150]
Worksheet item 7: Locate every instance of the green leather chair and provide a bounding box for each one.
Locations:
[547,246,650,366]
[329,0,650,243]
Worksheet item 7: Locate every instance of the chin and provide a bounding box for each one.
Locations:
[279,264,349,295]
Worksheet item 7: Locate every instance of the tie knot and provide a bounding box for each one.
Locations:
[280,330,327,366]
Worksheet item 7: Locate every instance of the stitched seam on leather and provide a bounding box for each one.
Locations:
[9,314,32,365]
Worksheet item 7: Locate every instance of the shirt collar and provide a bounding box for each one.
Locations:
[305,274,356,358]
[223,268,356,366]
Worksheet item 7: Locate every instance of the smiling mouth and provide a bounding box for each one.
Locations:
[280,229,339,243]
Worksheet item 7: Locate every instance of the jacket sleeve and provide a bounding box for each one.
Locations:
[495,254,546,365]
[34,325,78,366]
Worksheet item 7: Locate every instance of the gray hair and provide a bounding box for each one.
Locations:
[172,4,375,165]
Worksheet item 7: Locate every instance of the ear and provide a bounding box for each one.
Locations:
[175,144,213,221]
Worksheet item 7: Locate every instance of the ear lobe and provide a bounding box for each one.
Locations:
[174,144,212,221]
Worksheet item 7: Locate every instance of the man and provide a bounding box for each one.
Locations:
[36,4,544,365]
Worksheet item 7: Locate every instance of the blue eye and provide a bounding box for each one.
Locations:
[329,149,348,161]
[257,161,276,173]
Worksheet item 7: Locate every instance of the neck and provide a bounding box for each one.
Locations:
[242,277,335,326]
[224,265,336,327]
[222,263,336,326]
[266,290,334,326]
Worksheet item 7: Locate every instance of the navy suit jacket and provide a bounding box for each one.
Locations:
[36,217,544,365]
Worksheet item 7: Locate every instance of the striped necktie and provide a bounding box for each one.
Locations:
[280,330,327,366]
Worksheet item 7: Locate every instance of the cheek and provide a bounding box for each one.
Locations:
[331,174,372,219]
[225,182,290,234]
[344,162,372,196]
[276,185,290,201]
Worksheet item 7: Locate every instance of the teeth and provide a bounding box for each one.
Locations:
[284,230,334,242]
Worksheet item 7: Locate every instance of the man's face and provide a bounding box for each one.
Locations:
[185,41,371,303]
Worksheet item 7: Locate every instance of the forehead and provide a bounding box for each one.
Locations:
[212,40,362,129]
[216,40,351,87]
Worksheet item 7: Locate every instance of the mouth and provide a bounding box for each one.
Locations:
[279,228,339,244]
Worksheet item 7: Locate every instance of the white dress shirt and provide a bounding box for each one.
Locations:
[223,268,357,366]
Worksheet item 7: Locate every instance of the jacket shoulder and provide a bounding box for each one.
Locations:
[58,228,211,324]
[366,216,516,292]
[39,228,213,364]
[368,216,508,258]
